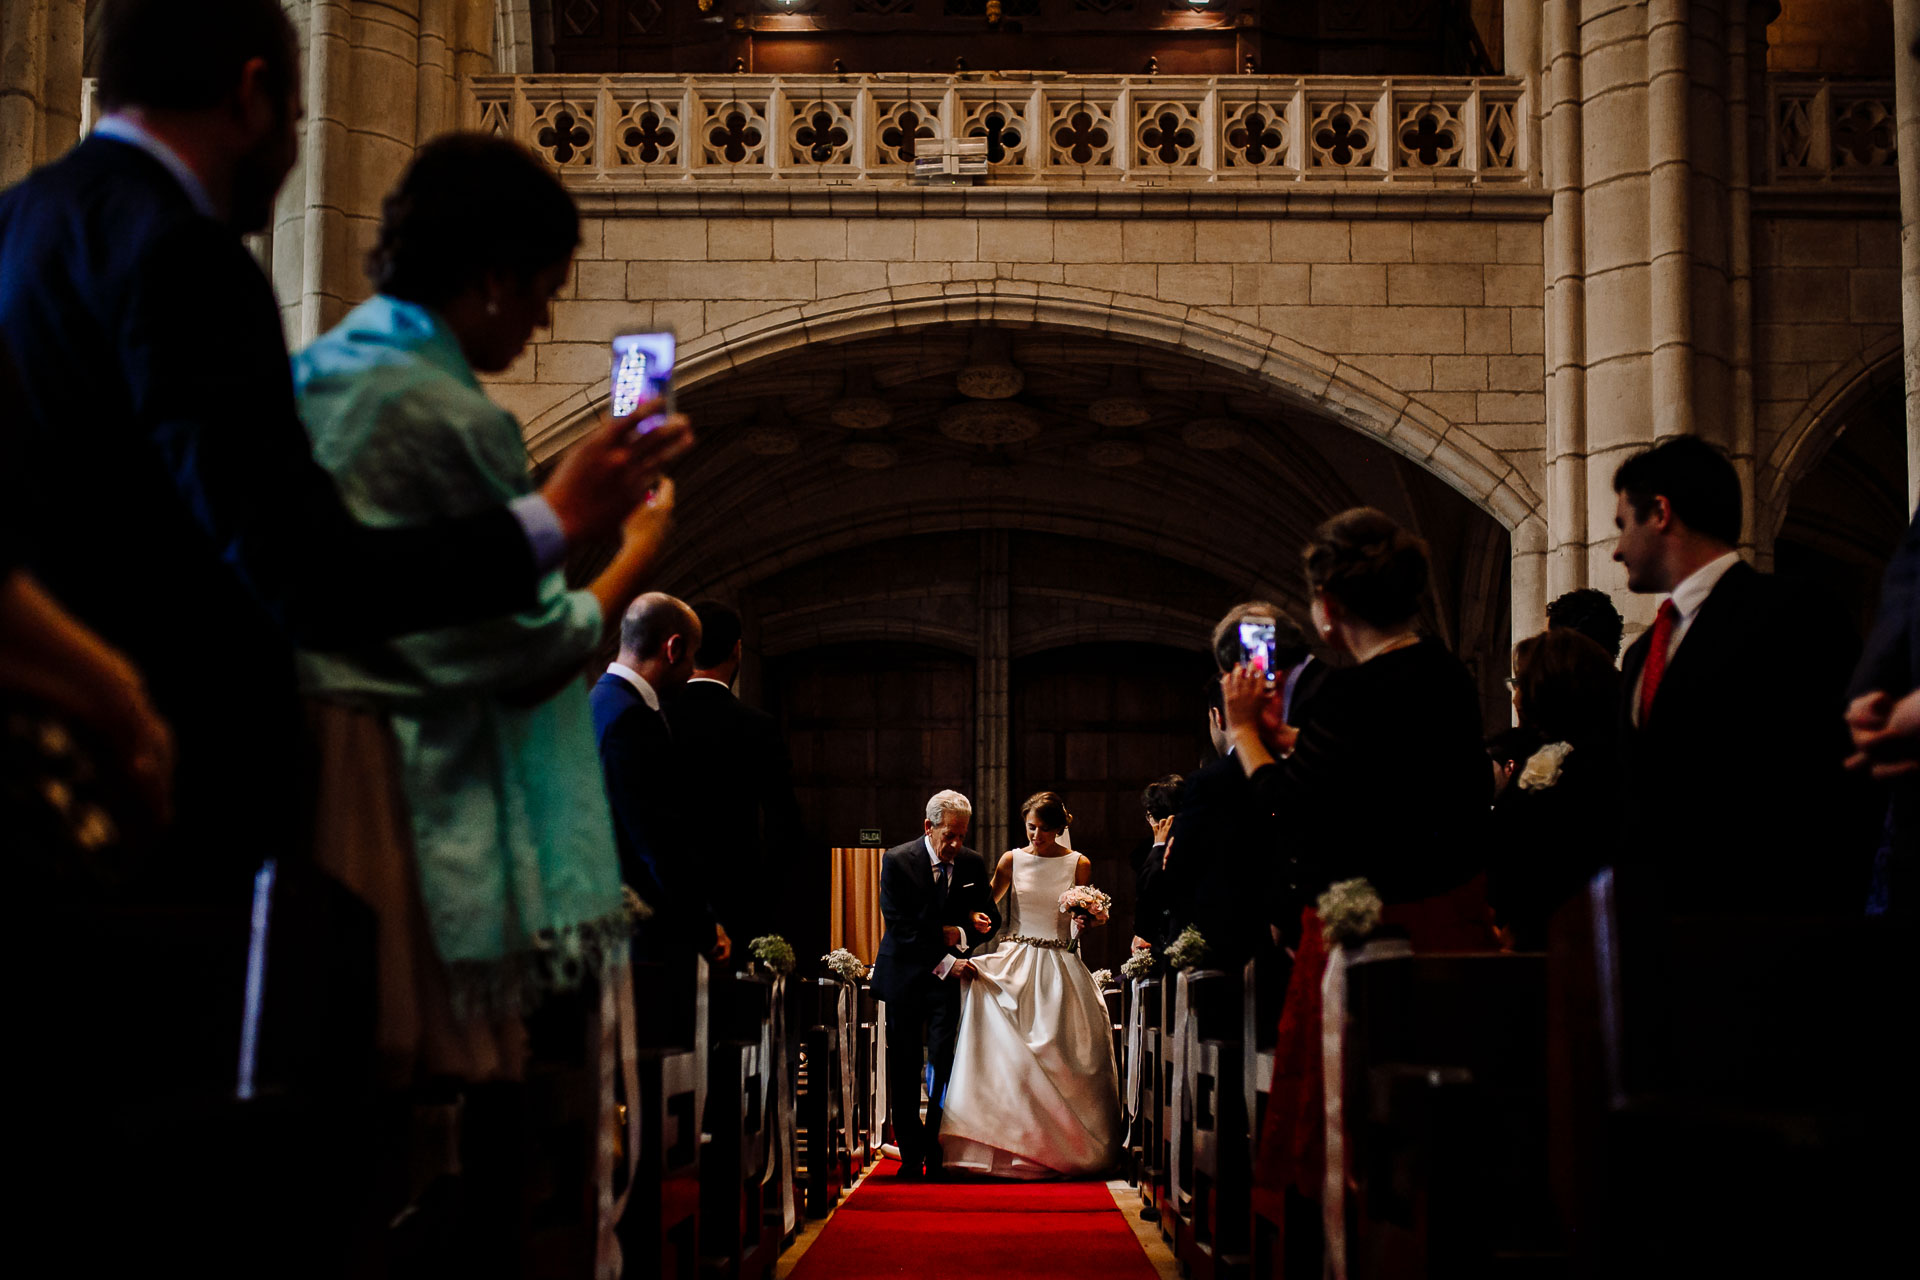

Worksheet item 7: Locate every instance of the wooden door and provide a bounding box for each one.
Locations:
[766,642,976,965]
[1009,643,1214,977]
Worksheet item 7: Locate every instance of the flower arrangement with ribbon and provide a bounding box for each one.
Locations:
[748,934,796,977]
[1163,925,1209,971]
[1089,968,1115,992]
[821,948,869,983]
[1517,741,1574,792]
[1120,947,1159,981]
[1317,877,1384,946]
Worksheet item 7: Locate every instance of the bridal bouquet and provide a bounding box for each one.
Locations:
[748,934,796,977]
[1059,885,1112,925]
[822,948,869,983]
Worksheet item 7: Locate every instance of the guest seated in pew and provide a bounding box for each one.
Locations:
[1219,508,1495,1225]
[1486,628,1622,950]
[290,134,687,1267]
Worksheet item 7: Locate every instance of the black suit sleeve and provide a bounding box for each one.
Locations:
[878,850,932,949]
[601,710,718,944]
[1852,508,1920,699]
[122,217,540,651]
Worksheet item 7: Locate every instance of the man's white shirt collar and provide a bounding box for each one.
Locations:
[687,676,732,690]
[93,116,218,220]
[1665,550,1742,628]
[605,661,660,712]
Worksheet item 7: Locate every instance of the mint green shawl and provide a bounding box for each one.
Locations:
[292,296,625,1007]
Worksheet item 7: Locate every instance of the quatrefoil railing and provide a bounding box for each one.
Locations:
[1766,77,1898,185]
[469,73,1535,186]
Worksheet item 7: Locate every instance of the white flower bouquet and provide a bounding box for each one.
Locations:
[748,934,796,976]
[1317,878,1384,946]
[1059,885,1112,925]
[1164,925,1209,971]
[1517,741,1575,792]
[1120,947,1158,981]
[1089,968,1115,991]
[822,948,869,983]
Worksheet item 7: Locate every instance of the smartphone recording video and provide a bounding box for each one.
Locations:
[611,331,676,429]
[1238,615,1278,681]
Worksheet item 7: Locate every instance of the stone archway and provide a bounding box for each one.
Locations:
[1760,334,1906,543]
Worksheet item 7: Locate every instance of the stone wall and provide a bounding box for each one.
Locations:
[0,0,82,188]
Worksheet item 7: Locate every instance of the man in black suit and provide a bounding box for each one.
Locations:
[665,602,810,951]
[1,3,689,1265]
[1612,436,1868,912]
[1156,602,1325,960]
[870,790,1001,1179]
[591,593,730,970]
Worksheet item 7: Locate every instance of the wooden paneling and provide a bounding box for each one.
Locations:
[1009,642,1214,977]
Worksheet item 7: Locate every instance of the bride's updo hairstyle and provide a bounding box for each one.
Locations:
[1021,791,1072,832]
[1302,507,1431,628]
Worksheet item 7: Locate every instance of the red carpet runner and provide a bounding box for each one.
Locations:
[785,1159,1161,1279]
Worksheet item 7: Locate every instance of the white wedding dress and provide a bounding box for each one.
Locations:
[938,849,1122,1178]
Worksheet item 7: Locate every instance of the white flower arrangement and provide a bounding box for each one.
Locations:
[1517,740,1575,792]
[1089,968,1114,991]
[1318,878,1383,946]
[1120,947,1158,981]
[748,934,796,976]
[1164,926,1209,971]
[822,948,869,983]
[1059,885,1112,925]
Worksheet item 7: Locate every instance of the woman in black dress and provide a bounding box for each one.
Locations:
[1487,627,1622,949]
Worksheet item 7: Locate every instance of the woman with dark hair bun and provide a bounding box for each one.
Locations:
[1219,506,1495,1229]
[1488,628,1623,948]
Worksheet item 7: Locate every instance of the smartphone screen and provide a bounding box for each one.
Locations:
[611,331,676,427]
[1238,616,1278,680]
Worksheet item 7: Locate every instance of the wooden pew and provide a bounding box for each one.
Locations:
[700,971,781,1280]
[795,978,848,1215]
[1550,873,1898,1279]
[1178,968,1248,1280]
[1339,949,1554,1280]
[621,958,708,1280]
[1245,953,1290,1280]
[1128,977,1164,1220]
[847,981,877,1176]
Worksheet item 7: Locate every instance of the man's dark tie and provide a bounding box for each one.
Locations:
[934,860,951,905]
[1638,598,1680,725]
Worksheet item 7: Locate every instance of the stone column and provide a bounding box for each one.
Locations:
[0,0,83,187]
[1896,0,1920,507]
[272,0,495,346]
[973,531,1010,852]
[1540,0,1589,600]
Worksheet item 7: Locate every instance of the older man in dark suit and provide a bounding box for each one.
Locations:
[870,789,1001,1179]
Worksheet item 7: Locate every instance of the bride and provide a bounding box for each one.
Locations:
[939,791,1122,1178]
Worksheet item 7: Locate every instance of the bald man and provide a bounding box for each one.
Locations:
[591,592,730,969]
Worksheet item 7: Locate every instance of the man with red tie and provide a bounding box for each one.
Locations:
[1611,436,1871,913]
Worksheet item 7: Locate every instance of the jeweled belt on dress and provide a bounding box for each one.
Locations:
[1005,934,1076,951]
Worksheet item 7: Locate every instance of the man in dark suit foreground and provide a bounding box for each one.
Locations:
[1,2,690,1266]
[870,790,1001,1178]
[1611,436,1868,912]
[666,601,810,949]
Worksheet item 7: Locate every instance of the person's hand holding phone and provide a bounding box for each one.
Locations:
[538,397,693,545]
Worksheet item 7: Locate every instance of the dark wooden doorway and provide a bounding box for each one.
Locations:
[766,641,976,964]
[1009,642,1215,977]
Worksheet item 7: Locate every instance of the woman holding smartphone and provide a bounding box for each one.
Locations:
[290,134,688,1269]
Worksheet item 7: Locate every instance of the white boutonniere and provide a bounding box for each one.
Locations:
[1517,741,1575,792]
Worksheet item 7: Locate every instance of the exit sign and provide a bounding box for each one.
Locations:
[858,828,882,846]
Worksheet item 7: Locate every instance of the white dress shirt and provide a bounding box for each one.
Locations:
[686,676,732,691]
[1630,550,1742,724]
[926,835,961,979]
[605,661,662,712]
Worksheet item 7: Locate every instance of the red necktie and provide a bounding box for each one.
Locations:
[1637,599,1680,725]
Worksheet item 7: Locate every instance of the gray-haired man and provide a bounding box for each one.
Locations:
[869,789,1001,1178]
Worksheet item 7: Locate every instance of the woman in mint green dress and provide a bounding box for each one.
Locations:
[292,136,678,1086]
